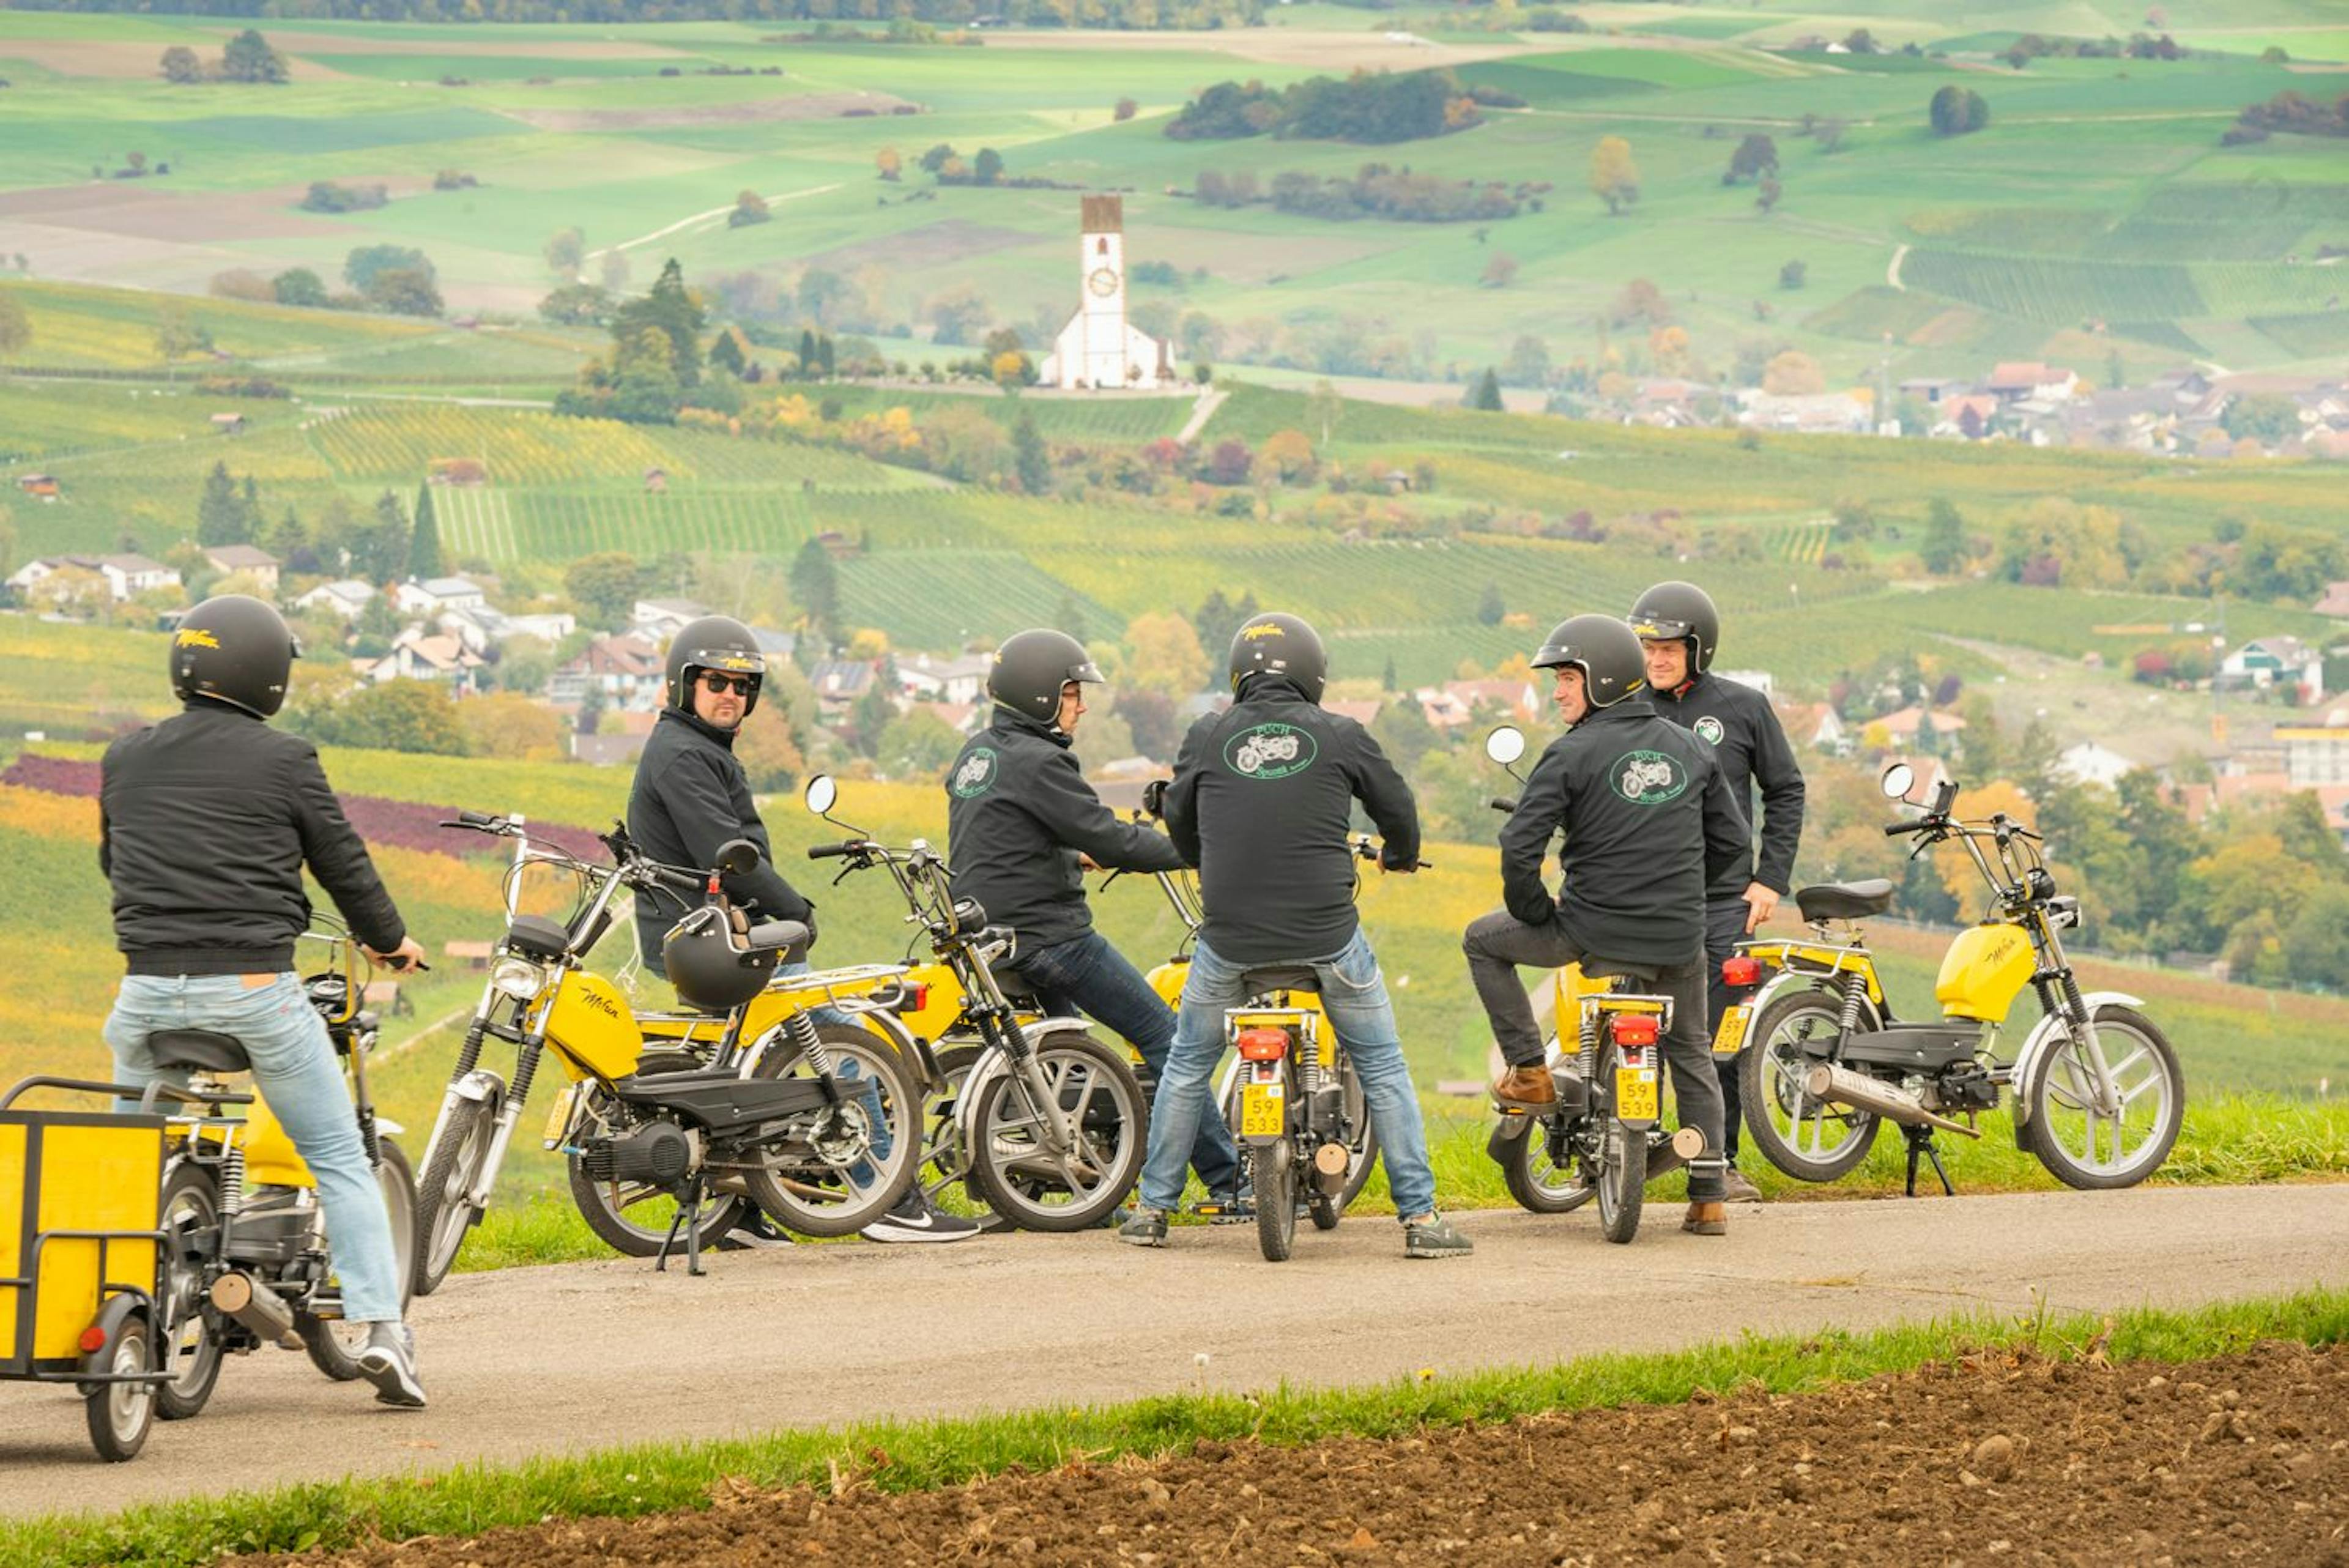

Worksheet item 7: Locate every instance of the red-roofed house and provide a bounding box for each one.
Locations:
[1986,362,2079,403]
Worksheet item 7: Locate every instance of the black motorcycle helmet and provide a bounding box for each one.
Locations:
[170,593,300,719]
[664,615,765,717]
[1627,581,1721,676]
[1531,614,1647,710]
[1228,612,1327,703]
[660,905,780,1013]
[987,628,1103,724]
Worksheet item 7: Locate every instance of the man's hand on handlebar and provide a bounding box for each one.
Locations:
[366,935,429,973]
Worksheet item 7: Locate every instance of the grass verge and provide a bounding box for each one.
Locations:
[10,1287,2346,1567]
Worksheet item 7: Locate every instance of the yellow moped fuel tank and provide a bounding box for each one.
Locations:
[1935,921,2036,1024]
[240,1096,309,1187]
[543,970,645,1082]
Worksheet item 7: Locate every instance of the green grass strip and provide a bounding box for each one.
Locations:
[10,1287,2346,1567]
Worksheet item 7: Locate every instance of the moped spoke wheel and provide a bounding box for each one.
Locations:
[1741,990,1880,1182]
[741,1024,923,1238]
[1220,1053,1380,1215]
[568,1053,748,1257]
[965,1030,1146,1233]
[2022,1006,2184,1190]
[84,1314,155,1463]
[1593,1119,1644,1245]
[154,1161,224,1421]
[301,1139,417,1381]
[1252,1139,1297,1263]
[412,1096,493,1297]
[1499,1116,1597,1215]
[921,1042,985,1208]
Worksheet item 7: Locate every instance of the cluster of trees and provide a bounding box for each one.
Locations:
[215,245,442,317]
[300,181,388,214]
[556,259,751,425]
[913,142,1009,186]
[158,31,286,85]
[1915,495,2342,606]
[2224,89,2349,145]
[2000,31,2184,67]
[1929,86,1992,137]
[1256,166,1532,225]
[1168,70,1482,146]
[72,0,1262,24]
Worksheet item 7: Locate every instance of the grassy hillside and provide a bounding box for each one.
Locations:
[1,7,2345,389]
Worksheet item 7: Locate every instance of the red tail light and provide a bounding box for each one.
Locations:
[1608,1013,1660,1049]
[78,1324,109,1354]
[894,981,930,1013]
[1720,955,1764,989]
[1235,1027,1290,1061]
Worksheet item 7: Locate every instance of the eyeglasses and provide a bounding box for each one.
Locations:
[700,672,755,696]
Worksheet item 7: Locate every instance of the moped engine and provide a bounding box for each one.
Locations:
[581,1120,694,1186]
[1922,1062,1999,1115]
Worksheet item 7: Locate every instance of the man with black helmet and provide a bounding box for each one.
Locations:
[1630,581,1806,1203]
[946,629,1245,1209]
[1464,614,1751,1236]
[100,594,429,1407]
[629,615,978,1245]
[1119,612,1471,1259]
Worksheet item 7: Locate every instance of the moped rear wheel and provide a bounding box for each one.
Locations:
[412,1096,492,1296]
[1497,1117,1597,1215]
[1741,989,1882,1183]
[1252,1139,1297,1263]
[742,1024,923,1237]
[2021,1005,2184,1190]
[568,1051,750,1256]
[1594,1120,1644,1244]
[154,1161,224,1421]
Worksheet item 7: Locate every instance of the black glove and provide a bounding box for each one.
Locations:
[1141,779,1169,819]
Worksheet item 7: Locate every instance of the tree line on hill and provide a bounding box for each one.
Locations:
[1167,71,1495,146]
[38,0,1262,28]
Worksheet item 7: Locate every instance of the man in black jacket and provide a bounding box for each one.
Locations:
[1119,614,1471,1258]
[628,615,976,1245]
[1631,581,1806,1202]
[100,595,428,1407]
[1464,614,1752,1236]
[946,630,1243,1205]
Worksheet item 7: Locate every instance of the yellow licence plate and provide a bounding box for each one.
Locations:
[1239,1081,1286,1137]
[1615,1065,1659,1122]
[541,1083,582,1148]
[1713,1004,1752,1058]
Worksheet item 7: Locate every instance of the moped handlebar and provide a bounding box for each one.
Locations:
[807,841,863,860]
[1488,795,1518,813]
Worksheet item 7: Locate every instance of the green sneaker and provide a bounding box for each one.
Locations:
[1403,1212,1472,1260]
[1117,1206,1169,1247]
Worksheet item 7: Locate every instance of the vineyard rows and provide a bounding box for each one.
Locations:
[311,404,685,485]
[835,552,1125,649]
[1906,250,2347,329]
[1762,519,1835,567]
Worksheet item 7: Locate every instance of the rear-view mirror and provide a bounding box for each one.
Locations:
[1485,726,1527,767]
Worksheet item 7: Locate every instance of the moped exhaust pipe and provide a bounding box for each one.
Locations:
[1646,1124,1707,1178]
[1804,1065,1981,1140]
[210,1271,305,1347]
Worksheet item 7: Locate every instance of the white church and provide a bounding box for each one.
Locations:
[1037,195,1174,392]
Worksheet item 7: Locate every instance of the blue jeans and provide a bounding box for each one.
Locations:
[1004,930,1242,1195]
[105,973,405,1325]
[1139,931,1437,1222]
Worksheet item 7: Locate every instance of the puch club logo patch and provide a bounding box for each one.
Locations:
[1612,749,1688,805]
[1225,722,1316,781]
[950,746,999,798]
[1693,716,1725,746]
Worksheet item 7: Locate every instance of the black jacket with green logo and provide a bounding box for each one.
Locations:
[1163,677,1419,965]
[946,707,1184,951]
[1650,671,1806,902]
[1499,694,1751,963]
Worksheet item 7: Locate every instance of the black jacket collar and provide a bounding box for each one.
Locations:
[1234,674,1313,707]
[661,705,738,751]
[990,704,1072,751]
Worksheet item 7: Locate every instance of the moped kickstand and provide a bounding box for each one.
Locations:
[1901,1124,1955,1198]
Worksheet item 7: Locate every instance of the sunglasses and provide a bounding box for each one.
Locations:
[700,672,755,696]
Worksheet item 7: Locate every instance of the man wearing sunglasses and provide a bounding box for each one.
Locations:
[627,615,979,1247]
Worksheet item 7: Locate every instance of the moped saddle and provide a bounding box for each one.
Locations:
[743,919,811,953]
[1794,880,1896,922]
[146,1029,251,1074]
[1242,966,1321,997]
[1581,957,1665,984]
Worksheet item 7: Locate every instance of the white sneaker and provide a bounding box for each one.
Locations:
[357,1322,427,1409]
[861,1190,983,1244]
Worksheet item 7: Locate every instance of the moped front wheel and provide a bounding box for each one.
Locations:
[411,1096,492,1296]
[301,1139,417,1381]
[2021,1005,2184,1190]
[1741,989,1882,1182]
[965,1030,1146,1233]
[1497,1117,1597,1215]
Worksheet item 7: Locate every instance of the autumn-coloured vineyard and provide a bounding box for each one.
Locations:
[0,752,610,866]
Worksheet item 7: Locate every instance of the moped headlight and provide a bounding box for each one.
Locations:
[491,955,546,1001]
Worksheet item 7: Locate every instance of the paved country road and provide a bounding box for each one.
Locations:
[2,1184,2341,1520]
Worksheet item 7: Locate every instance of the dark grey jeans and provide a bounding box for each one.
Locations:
[1461,907,1724,1202]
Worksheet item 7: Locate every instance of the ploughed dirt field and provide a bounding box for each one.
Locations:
[245,1341,2348,1567]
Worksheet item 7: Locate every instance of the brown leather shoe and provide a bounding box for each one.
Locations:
[1682,1202,1727,1236]
[1492,1064,1556,1108]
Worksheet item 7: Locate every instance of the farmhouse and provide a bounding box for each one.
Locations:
[894,652,991,706]
[294,579,376,620]
[2278,712,2349,789]
[631,597,709,640]
[367,628,484,691]
[209,412,245,435]
[202,544,280,593]
[394,575,488,617]
[549,631,666,712]
[2220,636,2325,699]
[1036,196,1173,393]
[1985,362,2079,404]
[6,552,180,603]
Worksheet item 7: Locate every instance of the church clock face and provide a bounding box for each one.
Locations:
[1087,266,1121,299]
